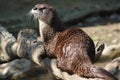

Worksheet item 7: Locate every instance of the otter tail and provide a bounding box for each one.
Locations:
[76,64,118,80]
[92,66,118,80]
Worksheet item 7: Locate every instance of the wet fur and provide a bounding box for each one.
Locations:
[54,28,117,80]
[55,28,95,74]
[31,4,118,80]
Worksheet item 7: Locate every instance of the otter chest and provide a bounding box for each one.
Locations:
[44,35,59,58]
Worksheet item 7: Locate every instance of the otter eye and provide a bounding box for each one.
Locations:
[38,41,43,45]
[33,40,37,43]
[49,8,53,11]
[39,7,46,11]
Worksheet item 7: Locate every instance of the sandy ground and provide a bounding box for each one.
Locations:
[82,23,120,67]
[82,23,120,46]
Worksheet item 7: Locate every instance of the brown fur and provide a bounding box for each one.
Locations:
[31,3,118,80]
[54,28,95,74]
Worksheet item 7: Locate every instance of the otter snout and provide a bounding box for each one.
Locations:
[32,6,49,13]
[30,41,46,66]
[30,4,54,24]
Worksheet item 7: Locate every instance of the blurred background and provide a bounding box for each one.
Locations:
[0,0,120,80]
[0,0,120,34]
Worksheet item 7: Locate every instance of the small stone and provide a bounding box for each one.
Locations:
[102,43,120,56]
[0,59,31,78]
[112,39,118,44]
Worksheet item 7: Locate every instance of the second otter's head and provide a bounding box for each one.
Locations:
[17,29,46,66]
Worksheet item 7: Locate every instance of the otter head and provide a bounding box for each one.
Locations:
[17,29,46,66]
[30,39,46,66]
[31,4,55,24]
[30,4,65,31]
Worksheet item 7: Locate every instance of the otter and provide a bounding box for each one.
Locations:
[0,27,45,66]
[30,3,118,80]
[16,29,45,65]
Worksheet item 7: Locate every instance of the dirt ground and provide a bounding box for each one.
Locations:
[82,23,120,67]
[82,23,120,46]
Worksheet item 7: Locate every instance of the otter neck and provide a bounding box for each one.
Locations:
[39,20,56,42]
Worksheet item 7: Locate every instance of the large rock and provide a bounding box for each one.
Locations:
[105,57,120,79]
[102,43,120,60]
[0,59,31,79]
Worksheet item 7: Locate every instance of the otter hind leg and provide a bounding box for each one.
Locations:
[57,60,73,75]
[85,66,118,80]
[70,63,118,80]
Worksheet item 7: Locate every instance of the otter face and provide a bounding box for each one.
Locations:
[31,4,54,24]
[17,29,46,66]
[30,40,46,66]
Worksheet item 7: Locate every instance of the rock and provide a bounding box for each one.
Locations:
[102,43,120,56]
[112,39,118,44]
[105,57,120,79]
[0,59,31,79]
[109,48,120,59]
[0,25,16,62]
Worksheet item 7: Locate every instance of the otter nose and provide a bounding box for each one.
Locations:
[33,7,38,10]
[32,7,46,12]
[37,41,43,45]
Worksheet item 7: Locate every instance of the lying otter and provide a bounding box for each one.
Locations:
[30,3,118,80]
[0,27,45,66]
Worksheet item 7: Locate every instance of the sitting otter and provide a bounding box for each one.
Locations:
[30,3,118,80]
